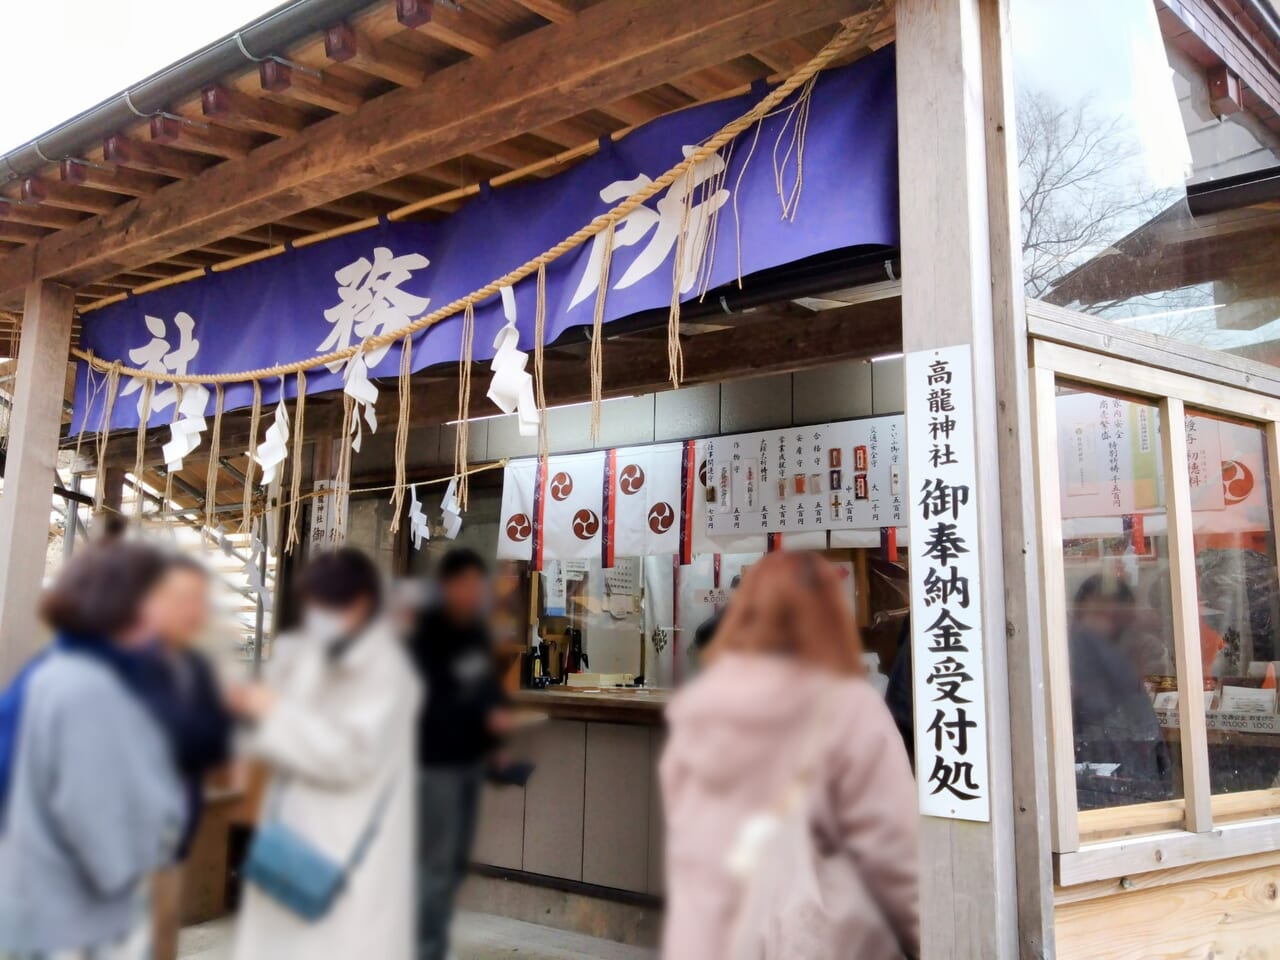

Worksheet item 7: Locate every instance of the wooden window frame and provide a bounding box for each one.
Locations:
[1027,302,1280,884]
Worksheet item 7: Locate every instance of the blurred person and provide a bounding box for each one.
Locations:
[661,552,919,960]
[693,574,742,652]
[409,547,509,960]
[137,556,234,960]
[229,548,420,960]
[1069,574,1172,804]
[0,541,186,960]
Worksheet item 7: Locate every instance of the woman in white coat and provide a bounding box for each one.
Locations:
[230,549,421,960]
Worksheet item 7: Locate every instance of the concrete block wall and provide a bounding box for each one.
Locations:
[364,358,905,471]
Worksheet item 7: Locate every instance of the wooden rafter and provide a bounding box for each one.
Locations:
[509,0,579,24]
[324,22,429,86]
[103,135,212,178]
[0,222,51,244]
[149,116,259,160]
[60,159,170,197]
[21,179,122,215]
[395,0,510,57]
[200,85,312,137]
[258,61,366,114]
[0,199,84,231]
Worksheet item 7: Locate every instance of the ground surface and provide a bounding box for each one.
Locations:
[178,911,656,960]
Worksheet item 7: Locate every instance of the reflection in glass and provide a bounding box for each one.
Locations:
[1185,411,1280,800]
[1055,384,1180,808]
[1013,0,1280,359]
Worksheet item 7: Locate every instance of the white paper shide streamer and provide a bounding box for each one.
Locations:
[440,478,463,540]
[162,384,211,471]
[343,349,379,452]
[253,381,291,486]
[243,520,272,612]
[486,286,540,437]
[408,484,431,550]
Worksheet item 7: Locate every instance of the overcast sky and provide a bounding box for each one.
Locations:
[1,0,284,156]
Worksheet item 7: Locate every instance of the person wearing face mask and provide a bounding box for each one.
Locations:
[408,548,511,960]
[229,548,421,960]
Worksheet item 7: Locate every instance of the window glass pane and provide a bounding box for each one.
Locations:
[1055,383,1181,809]
[1185,411,1280,801]
[1013,0,1280,359]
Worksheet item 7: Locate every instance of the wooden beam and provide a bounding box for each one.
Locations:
[471,139,555,170]
[395,0,507,57]
[0,280,75,679]
[201,85,311,137]
[1160,394,1213,834]
[60,159,169,197]
[511,0,578,23]
[534,116,613,149]
[325,22,429,87]
[22,177,123,215]
[0,0,871,306]
[0,221,52,244]
[0,198,84,230]
[103,134,212,178]
[259,60,365,114]
[81,297,901,470]
[150,115,258,160]
[979,0,1056,951]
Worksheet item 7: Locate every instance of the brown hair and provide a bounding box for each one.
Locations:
[39,540,166,639]
[708,552,864,675]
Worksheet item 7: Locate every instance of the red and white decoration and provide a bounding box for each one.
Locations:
[498,416,904,567]
[606,443,685,563]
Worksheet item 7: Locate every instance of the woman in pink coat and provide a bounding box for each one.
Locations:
[660,553,920,960]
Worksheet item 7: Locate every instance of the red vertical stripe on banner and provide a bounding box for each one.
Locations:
[767,532,783,553]
[532,457,547,571]
[881,526,898,563]
[601,449,617,568]
[679,440,696,565]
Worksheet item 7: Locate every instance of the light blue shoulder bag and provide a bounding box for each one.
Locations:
[242,777,394,922]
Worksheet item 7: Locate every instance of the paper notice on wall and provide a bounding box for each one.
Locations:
[905,345,991,823]
[543,560,567,617]
[1056,393,1162,519]
[704,414,906,536]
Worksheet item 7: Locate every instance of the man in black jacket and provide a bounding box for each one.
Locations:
[410,548,509,960]
[137,555,233,960]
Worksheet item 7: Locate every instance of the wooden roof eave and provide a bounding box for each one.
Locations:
[0,0,873,311]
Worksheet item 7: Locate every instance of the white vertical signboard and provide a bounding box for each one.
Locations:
[905,345,990,822]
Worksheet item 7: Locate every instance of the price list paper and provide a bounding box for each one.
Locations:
[703,414,905,536]
[905,346,990,822]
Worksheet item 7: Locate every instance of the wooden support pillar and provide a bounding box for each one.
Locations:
[896,0,1020,956]
[0,280,75,679]
[97,465,126,519]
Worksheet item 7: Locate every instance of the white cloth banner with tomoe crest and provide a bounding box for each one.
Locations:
[497,459,538,562]
[608,443,684,563]
[537,451,606,565]
[905,345,990,822]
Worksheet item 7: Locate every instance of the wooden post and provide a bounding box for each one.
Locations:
[98,466,126,515]
[897,0,1019,955]
[1159,396,1212,832]
[980,0,1057,953]
[0,280,75,679]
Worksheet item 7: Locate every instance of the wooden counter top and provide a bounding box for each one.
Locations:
[512,687,670,725]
